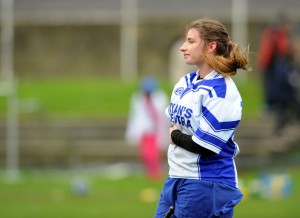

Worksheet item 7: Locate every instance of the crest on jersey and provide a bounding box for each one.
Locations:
[174,87,184,96]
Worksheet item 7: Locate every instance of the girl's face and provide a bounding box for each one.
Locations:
[180,28,206,67]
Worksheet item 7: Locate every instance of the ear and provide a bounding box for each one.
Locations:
[207,41,217,53]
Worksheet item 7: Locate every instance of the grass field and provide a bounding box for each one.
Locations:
[0,166,299,218]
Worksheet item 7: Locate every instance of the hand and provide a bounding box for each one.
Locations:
[169,123,179,144]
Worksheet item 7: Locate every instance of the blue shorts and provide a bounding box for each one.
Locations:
[154,178,243,218]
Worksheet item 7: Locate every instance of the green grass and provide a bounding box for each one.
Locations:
[0,169,163,218]
[234,75,264,120]
[0,167,299,218]
[1,77,141,119]
[0,75,263,119]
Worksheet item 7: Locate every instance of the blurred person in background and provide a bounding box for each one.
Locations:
[154,18,251,218]
[125,76,169,181]
[257,14,300,139]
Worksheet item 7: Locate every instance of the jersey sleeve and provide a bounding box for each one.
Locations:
[191,95,242,154]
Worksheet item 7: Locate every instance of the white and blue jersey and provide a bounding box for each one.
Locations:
[166,70,242,188]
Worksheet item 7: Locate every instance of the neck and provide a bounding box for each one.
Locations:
[197,63,214,78]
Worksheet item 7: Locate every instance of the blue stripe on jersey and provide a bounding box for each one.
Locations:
[184,75,189,86]
[181,72,197,98]
[184,71,197,86]
[194,128,223,150]
[193,78,226,98]
[213,83,226,98]
[202,106,240,131]
[221,136,239,156]
[189,71,197,83]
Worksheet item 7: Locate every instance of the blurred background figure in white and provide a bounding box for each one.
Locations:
[125,76,169,181]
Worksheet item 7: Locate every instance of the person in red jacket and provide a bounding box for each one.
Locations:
[257,15,300,144]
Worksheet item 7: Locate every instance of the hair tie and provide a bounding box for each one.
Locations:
[228,40,232,46]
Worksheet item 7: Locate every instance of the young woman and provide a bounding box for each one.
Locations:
[155,18,251,218]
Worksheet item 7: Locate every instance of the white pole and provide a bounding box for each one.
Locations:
[1,0,19,180]
[231,0,248,46]
[231,0,248,80]
[120,0,138,81]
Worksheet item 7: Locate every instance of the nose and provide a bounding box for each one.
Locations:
[180,41,187,52]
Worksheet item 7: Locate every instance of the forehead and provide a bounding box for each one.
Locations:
[186,28,201,39]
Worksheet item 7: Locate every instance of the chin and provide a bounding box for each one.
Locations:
[185,61,195,65]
